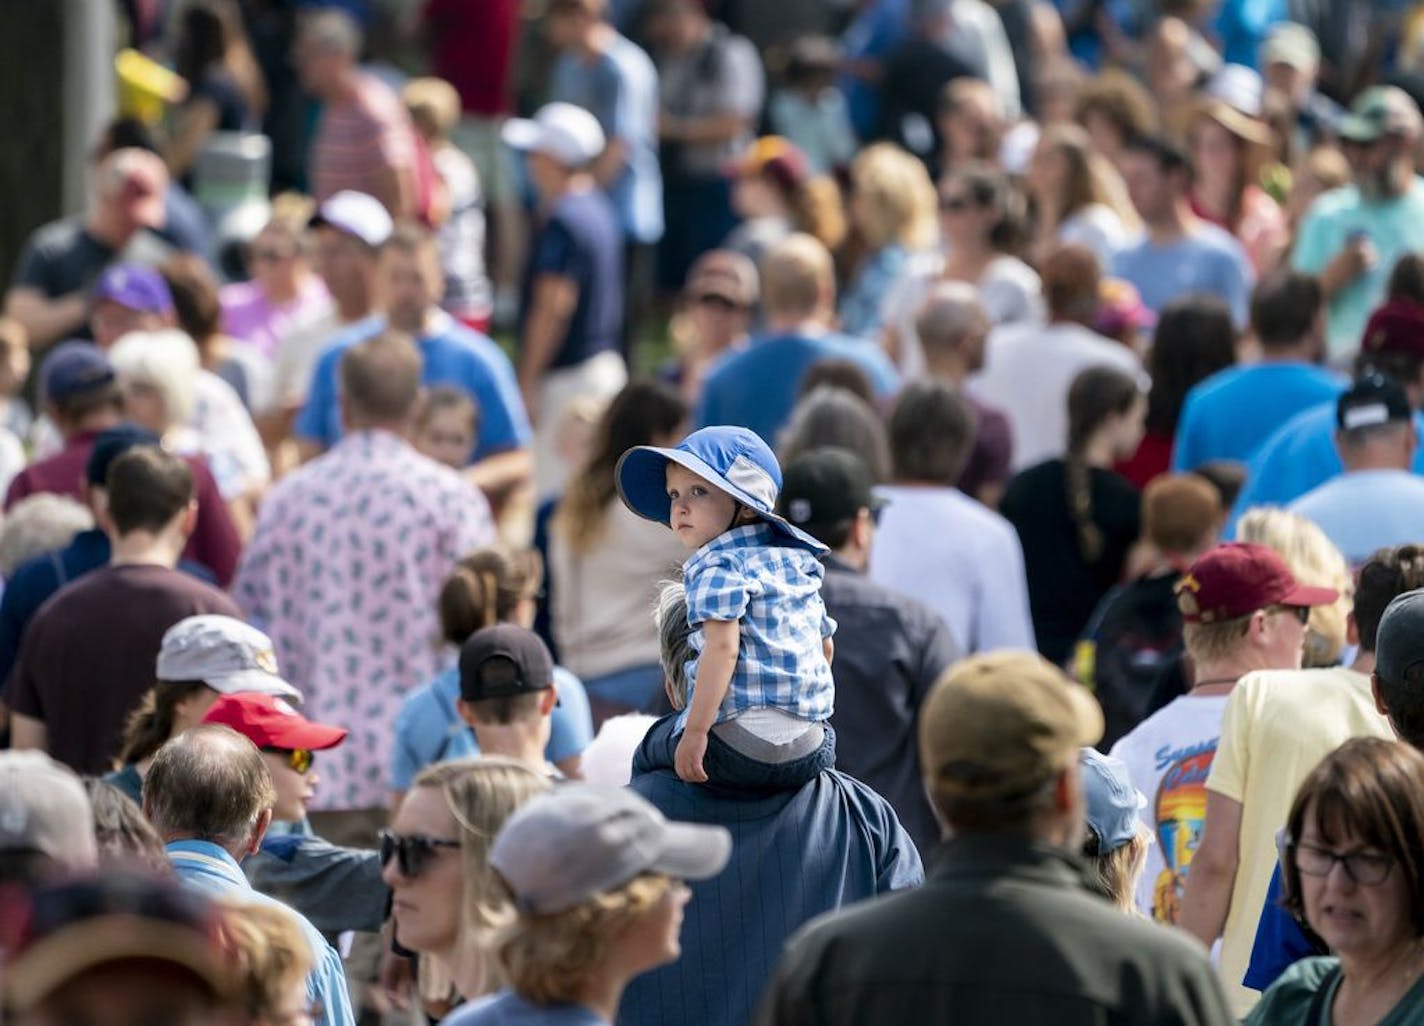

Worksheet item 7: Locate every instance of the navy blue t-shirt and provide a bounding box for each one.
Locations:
[518,187,623,370]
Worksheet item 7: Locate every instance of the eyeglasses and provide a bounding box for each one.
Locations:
[380,830,461,879]
[262,747,314,774]
[250,247,293,263]
[1268,605,1312,625]
[1292,841,1397,886]
[938,194,972,212]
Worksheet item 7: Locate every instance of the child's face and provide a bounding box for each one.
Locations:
[416,408,476,470]
[666,463,738,549]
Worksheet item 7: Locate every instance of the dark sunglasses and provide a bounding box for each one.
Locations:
[380,830,461,879]
[262,747,314,774]
[1269,605,1311,625]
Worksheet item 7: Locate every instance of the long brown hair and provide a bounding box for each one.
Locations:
[554,381,687,555]
[1038,123,1140,229]
[117,680,212,766]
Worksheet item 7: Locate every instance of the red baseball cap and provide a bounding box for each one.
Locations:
[1175,542,1339,624]
[1360,300,1424,358]
[201,693,347,750]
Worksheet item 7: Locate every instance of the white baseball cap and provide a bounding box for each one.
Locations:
[502,103,606,169]
[156,615,302,702]
[309,190,394,248]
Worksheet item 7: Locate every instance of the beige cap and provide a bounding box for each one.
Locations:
[919,651,1104,800]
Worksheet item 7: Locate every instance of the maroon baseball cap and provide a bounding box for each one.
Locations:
[201,693,347,750]
[1175,542,1339,624]
[1360,300,1424,358]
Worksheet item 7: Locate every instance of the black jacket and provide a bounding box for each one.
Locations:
[821,556,957,850]
[758,835,1235,1026]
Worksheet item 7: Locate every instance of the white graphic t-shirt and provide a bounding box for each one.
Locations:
[1110,694,1231,924]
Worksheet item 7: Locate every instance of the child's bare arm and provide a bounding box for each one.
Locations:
[823,634,834,667]
[676,618,740,782]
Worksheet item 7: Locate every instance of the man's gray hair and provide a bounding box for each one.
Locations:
[145,725,276,851]
[655,580,694,712]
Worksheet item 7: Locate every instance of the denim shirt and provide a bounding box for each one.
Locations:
[167,839,356,1026]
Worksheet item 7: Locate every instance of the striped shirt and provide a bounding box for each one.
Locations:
[310,73,416,206]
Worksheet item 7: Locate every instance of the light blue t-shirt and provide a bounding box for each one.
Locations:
[1228,404,1424,533]
[1172,362,1346,471]
[549,34,664,244]
[1293,179,1424,359]
[695,330,900,445]
[445,990,606,1026]
[168,840,355,1026]
[388,665,594,791]
[1288,468,1424,566]
[294,312,531,460]
[1111,224,1254,326]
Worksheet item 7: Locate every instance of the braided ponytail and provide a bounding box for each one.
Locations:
[1065,366,1142,565]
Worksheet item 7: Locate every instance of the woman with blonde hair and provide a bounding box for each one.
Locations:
[1026,123,1139,268]
[217,899,316,1026]
[839,143,939,338]
[445,783,730,1025]
[382,757,552,1009]
[1080,749,1153,915]
[1236,507,1353,668]
[390,546,593,805]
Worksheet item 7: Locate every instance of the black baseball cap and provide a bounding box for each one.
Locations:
[1337,373,1411,432]
[777,447,885,539]
[459,624,555,703]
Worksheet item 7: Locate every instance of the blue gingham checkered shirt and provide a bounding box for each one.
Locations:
[678,523,836,730]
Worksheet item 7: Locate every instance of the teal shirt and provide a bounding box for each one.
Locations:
[1293,179,1424,359]
[1246,956,1424,1025]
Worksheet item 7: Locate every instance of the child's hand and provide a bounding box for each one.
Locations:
[675,729,710,783]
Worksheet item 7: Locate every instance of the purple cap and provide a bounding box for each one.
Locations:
[92,264,174,315]
[40,341,116,403]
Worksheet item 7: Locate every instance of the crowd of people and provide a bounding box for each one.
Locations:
[9,0,1424,1024]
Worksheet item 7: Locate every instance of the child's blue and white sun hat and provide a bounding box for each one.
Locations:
[615,425,826,553]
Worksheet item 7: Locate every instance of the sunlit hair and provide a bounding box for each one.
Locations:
[1236,507,1352,666]
[849,143,939,252]
[410,757,552,995]
[216,898,314,1024]
[1083,823,1152,914]
[494,873,677,1004]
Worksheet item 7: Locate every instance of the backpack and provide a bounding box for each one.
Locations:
[1074,572,1185,750]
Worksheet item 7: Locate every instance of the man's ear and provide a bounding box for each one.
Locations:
[539,685,557,717]
[456,698,478,728]
[1346,612,1360,648]
[247,808,273,856]
[1372,672,1391,718]
[852,508,875,549]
